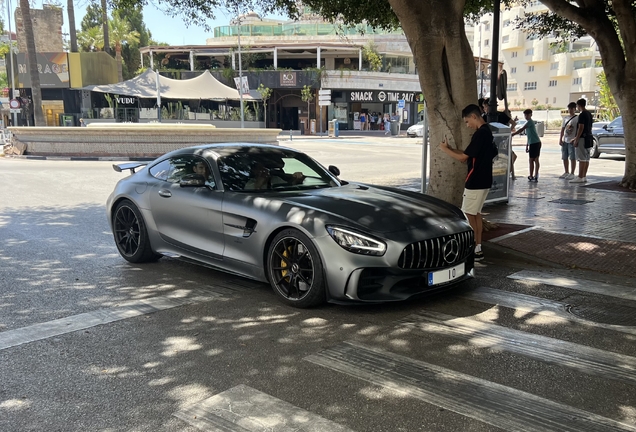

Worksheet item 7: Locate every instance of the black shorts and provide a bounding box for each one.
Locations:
[528,142,541,158]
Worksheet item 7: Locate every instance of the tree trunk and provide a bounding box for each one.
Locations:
[19,0,45,126]
[67,0,78,52]
[116,43,123,82]
[389,0,476,207]
[101,0,110,55]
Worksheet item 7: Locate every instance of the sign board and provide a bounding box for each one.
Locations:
[9,99,21,109]
[17,52,70,88]
[280,72,297,87]
[347,90,422,103]
[318,100,331,106]
[233,76,250,95]
[318,94,331,101]
[398,99,405,109]
[10,109,21,114]
[318,89,331,96]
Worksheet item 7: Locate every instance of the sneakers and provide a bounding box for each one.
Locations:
[474,250,484,261]
[559,172,569,179]
[528,176,534,182]
[570,176,587,183]
[528,176,538,183]
[565,173,576,180]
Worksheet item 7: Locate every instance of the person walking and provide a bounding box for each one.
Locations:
[559,102,578,180]
[512,109,541,182]
[384,113,390,135]
[570,98,593,183]
[439,104,497,261]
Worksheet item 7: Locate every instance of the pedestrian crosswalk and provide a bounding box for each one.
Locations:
[174,269,636,432]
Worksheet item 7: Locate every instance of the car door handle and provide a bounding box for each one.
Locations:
[158,189,172,198]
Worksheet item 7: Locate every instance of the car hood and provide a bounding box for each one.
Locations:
[280,183,466,235]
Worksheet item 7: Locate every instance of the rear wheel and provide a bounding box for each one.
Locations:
[112,200,161,263]
[590,138,600,158]
[267,229,326,308]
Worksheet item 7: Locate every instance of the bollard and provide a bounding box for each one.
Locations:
[290,129,293,141]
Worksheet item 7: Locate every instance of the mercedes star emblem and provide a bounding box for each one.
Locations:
[442,239,459,264]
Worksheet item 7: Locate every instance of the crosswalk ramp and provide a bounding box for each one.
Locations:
[174,269,636,432]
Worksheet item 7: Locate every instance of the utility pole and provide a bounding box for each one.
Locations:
[237,17,244,128]
[487,0,501,123]
[7,0,18,126]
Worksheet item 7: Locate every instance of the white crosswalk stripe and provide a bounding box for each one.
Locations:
[301,271,636,431]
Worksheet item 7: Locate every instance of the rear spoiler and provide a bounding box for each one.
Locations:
[112,162,148,173]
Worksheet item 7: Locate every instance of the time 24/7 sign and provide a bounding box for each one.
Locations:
[348,91,420,103]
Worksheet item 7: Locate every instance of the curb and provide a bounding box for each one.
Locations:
[7,155,156,161]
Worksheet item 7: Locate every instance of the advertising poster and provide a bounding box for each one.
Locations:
[17,53,70,88]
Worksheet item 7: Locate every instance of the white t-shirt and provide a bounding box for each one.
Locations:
[562,115,579,143]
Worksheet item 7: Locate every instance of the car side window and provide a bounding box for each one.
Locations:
[150,156,216,189]
[149,159,171,181]
[610,117,622,129]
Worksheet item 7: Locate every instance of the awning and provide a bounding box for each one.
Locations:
[80,69,260,101]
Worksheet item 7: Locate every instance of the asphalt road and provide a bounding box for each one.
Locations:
[1,141,634,432]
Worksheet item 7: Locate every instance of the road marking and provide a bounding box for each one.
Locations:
[174,384,354,432]
[488,226,541,243]
[0,289,223,351]
[508,270,636,301]
[461,287,636,336]
[400,310,636,385]
[306,342,636,432]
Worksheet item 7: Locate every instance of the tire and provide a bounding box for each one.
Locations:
[112,199,161,263]
[266,229,326,308]
[590,138,600,158]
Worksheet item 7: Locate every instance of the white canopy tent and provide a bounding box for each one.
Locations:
[81,69,260,101]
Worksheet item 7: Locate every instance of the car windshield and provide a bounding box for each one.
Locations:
[609,117,623,128]
[217,147,340,192]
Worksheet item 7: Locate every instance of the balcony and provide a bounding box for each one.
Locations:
[525,39,549,63]
[549,53,572,77]
[501,29,524,50]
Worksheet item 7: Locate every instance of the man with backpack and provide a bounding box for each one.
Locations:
[440,104,497,261]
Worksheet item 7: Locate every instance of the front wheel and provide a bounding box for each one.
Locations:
[267,229,326,308]
[112,200,161,263]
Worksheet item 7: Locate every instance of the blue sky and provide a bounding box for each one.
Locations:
[6,0,286,46]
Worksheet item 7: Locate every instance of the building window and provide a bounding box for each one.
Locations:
[525,48,534,56]
[524,82,537,90]
[507,83,518,91]
[573,77,583,85]
[573,60,590,70]
[512,51,518,58]
[485,39,490,47]
[528,65,535,72]
[548,80,557,87]
[484,23,491,31]
[503,19,511,27]
[502,35,509,43]
[550,62,559,70]
[527,34,539,41]
[553,97,557,103]
[511,67,517,74]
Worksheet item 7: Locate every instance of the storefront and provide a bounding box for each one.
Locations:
[327,89,424,130]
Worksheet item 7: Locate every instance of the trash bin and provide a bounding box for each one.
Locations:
[300,121,305,135]
[333,120,339,137]
[535,121,545,137]
[390,120,400,136]
[310,119,316,135]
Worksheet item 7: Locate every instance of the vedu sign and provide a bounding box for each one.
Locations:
[280,72,297,86]
[116,97,136,104]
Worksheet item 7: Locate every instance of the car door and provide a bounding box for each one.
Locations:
[598,117,624,155]
[148,155,225,259]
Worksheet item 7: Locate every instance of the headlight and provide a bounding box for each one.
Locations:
[326,226,387,256]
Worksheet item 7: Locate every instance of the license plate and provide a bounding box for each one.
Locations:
[427,263,465,286]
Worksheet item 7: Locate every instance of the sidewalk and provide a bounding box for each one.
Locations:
[482,174,636,277]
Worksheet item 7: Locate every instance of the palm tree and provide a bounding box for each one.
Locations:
[67,0,78,52]
[77,26,104,52]
[94,13,140,81]
[19,0,45,125]
[101,0,110,55]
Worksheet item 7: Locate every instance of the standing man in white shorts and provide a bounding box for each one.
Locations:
[440,104,497,261]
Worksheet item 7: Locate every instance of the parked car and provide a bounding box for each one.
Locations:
[107,144,474,308]
[593,116,624,158]
[407,121,424,137]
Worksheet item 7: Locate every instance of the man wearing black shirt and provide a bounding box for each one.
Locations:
[440,104,496,261]
[570,98,593,183]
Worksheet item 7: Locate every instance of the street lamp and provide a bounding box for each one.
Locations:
[237,17,245,128]
[7,0,18,126]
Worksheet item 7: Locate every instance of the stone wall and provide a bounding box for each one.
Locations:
[9,126,282,158]
[15,5,64,53]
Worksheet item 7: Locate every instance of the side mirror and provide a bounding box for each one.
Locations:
[180,174,206,187]
[328,165,340,177]
[603,125,608,130]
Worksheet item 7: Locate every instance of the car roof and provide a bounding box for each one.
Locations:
[159,143,298,160]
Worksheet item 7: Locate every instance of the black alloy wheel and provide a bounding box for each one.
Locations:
[267,229,326,307]
[112,200,160,263]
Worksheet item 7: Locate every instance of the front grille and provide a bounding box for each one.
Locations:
[398,230,474,270]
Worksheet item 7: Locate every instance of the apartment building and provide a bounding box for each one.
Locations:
[473,2,602,109]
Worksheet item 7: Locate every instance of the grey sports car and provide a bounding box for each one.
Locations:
[107,144,474,307]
